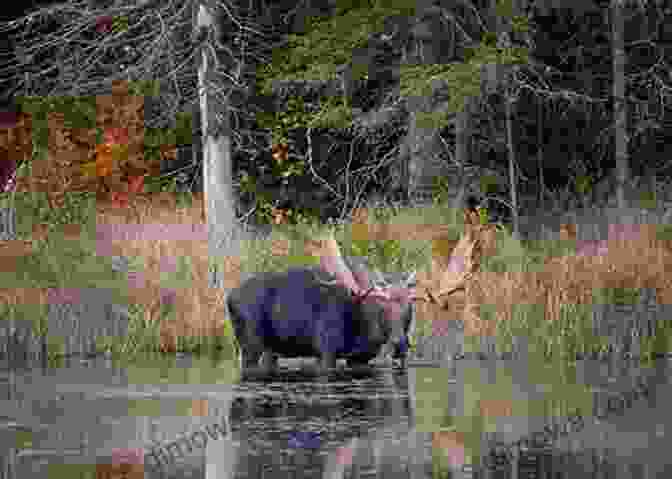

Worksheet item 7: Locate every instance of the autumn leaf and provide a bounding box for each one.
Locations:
[272,143,289,164]
[110,191,129,208]
[79,160,96,179]
[81,144,114,180]
[109,174,144,209]
[110,144,129,164]
[159,145,177,162]
[104,127,129,145]
[95,16,113,34]
[96,143,112,156]
[97,154,114,177]
[0,111,19,129]
[126,174,144,194]
[271,207,287,225]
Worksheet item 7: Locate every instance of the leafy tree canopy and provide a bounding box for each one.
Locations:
[256,0,530,134]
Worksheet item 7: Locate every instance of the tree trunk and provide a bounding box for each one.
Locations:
[611,0,630,209]
[196,2,240,259]
[505,94,520,240]
[490,0,521,238]
[537,99,545,204]
[451,96,474,221]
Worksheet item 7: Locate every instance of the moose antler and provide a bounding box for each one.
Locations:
[309,233,367,295]
[310,227,482,310]
[413,226,483,309]
[355,286,377,302]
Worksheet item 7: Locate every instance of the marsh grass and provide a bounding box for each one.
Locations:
[3,180,672,363]
[469,208,672,361]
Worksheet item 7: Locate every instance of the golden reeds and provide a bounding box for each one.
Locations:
[460,221,672,340]
[93,192,239,352]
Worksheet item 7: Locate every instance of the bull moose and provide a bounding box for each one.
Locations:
[227,224,480,375]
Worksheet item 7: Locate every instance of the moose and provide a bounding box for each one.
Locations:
[227,224,480,376]
[226,235,432,375]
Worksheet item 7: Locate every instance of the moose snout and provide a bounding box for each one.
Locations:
[391,336,409,358]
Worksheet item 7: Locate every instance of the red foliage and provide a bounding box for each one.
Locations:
[95,16,114,34]
[103,127,129,145]
[109,175,144,209]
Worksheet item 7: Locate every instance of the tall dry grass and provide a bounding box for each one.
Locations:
[93,193,356,353]
[94,192,242,352]
[462,222,672,342]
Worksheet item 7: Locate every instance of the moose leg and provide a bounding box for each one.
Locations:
[259,350,278,374]
[318,351,337,374]
[241,348,263,369]
[239,347,278,380]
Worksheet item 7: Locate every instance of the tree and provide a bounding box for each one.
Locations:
[196,1,240,257]
[255,0,530,217]
[609,0,652,209]
[532,0,652,211]
[0,0,266,252]
[611,0,629,209]
[493,0,523,240]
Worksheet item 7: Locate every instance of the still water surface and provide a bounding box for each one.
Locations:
[0,354,670,478]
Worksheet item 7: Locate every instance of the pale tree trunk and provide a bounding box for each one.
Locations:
[196,2,240,260]
[611,0,630,209]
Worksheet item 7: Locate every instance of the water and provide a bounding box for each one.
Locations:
[1,351,671,479]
